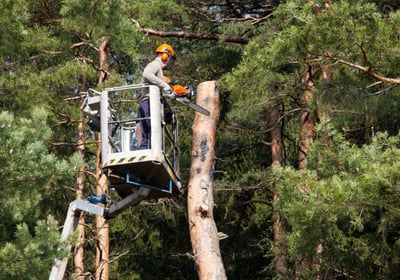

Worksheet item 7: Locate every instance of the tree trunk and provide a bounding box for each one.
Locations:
[268,99,287,276]
[95,132,109,280]
[187,81,226,280]
[298,63,316,171]
[296,64,332,279]
[73,108,87,279]
[96,36,110,280]
[73,68,89,279]
[98,36,110,85]
[295,64,316,278]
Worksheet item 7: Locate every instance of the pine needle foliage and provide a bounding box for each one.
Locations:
[3,0,400,278]
[0,109,82,278]
[274,120,400,278]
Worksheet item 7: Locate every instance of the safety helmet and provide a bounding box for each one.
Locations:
[156,43,176,61]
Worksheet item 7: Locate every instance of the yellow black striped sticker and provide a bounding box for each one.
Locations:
[103,155,149,167]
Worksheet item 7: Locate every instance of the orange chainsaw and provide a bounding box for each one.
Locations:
[163,76,209,115]
[171,84,209,115]
[171,84,192,98]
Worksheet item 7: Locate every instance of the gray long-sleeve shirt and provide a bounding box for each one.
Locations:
[142,56,170,89]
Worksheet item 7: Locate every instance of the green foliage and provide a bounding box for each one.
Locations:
[108,198,194,279]
[0,109,81,278]
[218,1,400,278]
[213,171,275,279]
[0,0,30,59]
[130,0,189,29]
[275,121,400,278]
[0,216,61,280]
[3,0,400,279]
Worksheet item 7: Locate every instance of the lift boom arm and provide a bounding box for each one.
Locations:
[48,188,149,280]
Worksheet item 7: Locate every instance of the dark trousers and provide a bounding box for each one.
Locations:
[138,98,150,149]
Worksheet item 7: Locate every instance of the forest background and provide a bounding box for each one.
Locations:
[1,0,400,279]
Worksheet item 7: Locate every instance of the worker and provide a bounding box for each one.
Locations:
[138,43,176,149]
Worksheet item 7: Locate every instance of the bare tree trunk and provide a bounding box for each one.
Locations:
[268,99,287,276]
[96,36,110,280]
[187,81,226,280]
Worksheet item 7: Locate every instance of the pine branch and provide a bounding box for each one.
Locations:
[71,41,99,52]
[187,6,274,25]
[131,19,249,45]
[325,53,400,84]
[47,140,99,146]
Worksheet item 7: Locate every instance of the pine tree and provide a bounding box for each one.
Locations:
[222,0,400,278]
[3,0,400,279]
[0,109,82,279]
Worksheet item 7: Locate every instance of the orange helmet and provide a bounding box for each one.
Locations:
[156,43,176,61]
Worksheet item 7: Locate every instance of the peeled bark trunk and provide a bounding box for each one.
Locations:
[96,36,110,280]
[187,81,226,280]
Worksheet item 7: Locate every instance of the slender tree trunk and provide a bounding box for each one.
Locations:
[296,4,331,275]
[297,64,315,170]
[95,133,109,280]
[269,100,284,167]
[74,70,89,279]
[96,36,110,280]
[311,66,333,279]
[296,64,316,278]
[296,65,332,279]
[188,81,226,280]
[98,36,110,85]
[268,99,287,276]
[74,116,86,279]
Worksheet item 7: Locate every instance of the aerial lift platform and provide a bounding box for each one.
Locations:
[49,84,183,280]
[97,84,182,214]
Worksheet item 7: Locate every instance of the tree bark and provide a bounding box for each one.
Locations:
[267,99,287,276]
[295,64,316,278]
[95,132,109,280]
[73,85,87,279]
[298,64,316,171]
[73,67,89,279]
[96,36,110,280]
[187,81,226,280]
[98,36,110,84]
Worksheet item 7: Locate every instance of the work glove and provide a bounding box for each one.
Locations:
[161,86,173,97]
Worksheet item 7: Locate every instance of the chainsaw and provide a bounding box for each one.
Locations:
[165,84,210,116]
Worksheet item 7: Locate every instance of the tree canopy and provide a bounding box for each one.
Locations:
[1,0,400,279]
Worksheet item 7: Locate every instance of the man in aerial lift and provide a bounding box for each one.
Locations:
[138,43,177,149]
